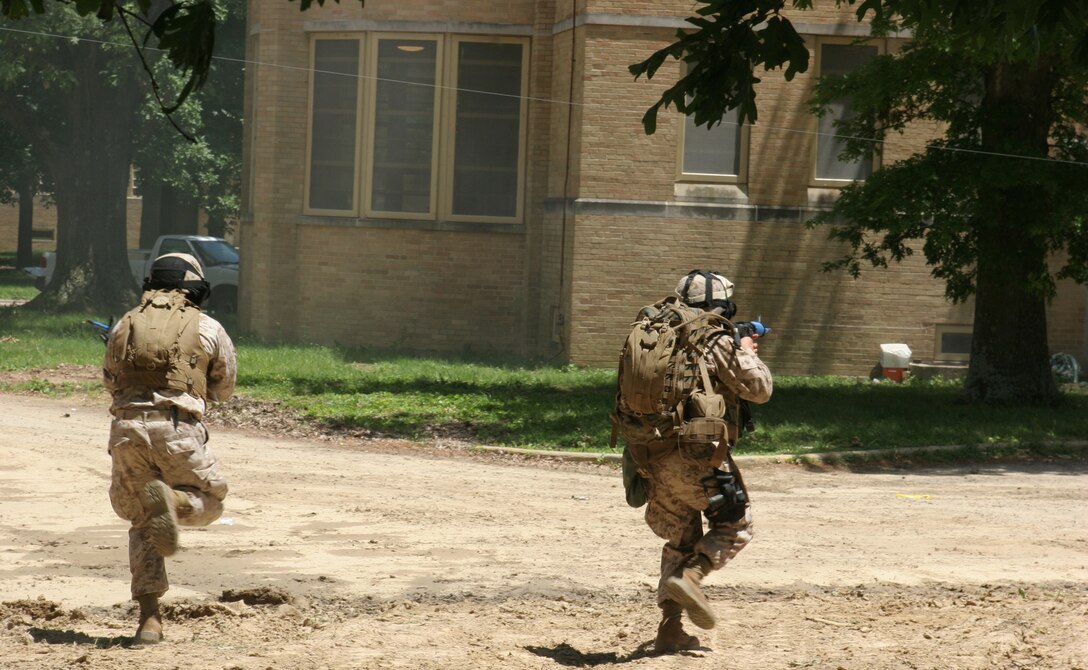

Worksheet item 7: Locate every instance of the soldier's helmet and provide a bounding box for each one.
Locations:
[143,253,211,306]
[675,270,735,317]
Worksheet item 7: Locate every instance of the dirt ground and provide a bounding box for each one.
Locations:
[1,381,1087,670]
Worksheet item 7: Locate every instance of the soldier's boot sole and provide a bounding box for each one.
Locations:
[664,573,717,630]
[142,480,179,557]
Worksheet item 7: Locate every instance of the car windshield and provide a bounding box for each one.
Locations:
[191,240,239,266]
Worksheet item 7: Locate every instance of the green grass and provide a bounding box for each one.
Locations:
[0,310,106,369]
[0,251,42,302]
[2,307,1087,455]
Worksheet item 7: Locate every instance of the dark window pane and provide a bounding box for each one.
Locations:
[370,39,438,214]
[451,42,523,218]
[308,40,359,211]
[816,43,878,181]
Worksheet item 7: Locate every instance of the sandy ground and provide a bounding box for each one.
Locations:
[1,390,1087,670]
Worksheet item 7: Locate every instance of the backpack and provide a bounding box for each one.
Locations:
[109,289,209,398]
[611,299,734,478]
[616,298,726,415]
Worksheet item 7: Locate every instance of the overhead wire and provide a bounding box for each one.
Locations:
[0,23,1087,167]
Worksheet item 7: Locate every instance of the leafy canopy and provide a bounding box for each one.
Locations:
[1,0,357,116]
[630,0,1088,303]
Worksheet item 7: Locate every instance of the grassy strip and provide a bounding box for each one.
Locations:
[2,308,1087,455]
[0,252,42,302]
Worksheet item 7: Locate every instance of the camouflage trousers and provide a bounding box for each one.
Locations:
[108,411,229,599]
[644,444,753,604]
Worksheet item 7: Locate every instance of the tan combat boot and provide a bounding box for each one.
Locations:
[654,600,700,653]
[664,554,716,629]
[133,594,163,645]
[141,480,182,557]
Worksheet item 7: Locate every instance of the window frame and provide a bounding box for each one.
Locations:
[302,32,530,225]
[675,60,749,185]
[810,36,884,188]
[934,323,973,363]
[303,33,366,217]
[363,33,444,220]
[440,34,530,225]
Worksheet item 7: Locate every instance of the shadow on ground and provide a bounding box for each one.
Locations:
[29,626,131,648]
[524,640,703,666]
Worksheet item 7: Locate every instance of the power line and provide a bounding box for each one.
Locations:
[1,24,1086,167]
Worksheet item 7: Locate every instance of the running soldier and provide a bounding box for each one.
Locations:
[612,271,772,653]
[102,253,237,645]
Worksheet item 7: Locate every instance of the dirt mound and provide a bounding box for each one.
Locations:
[220,586,295,606]
[0,598,85,622]
[161,600,246,620]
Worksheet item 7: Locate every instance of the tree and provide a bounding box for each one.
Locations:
[1,0,347,116]
[0,0,245,313]
[2,0,215,119]
[631,0,1088,405]
[0,0,328,314]
[0,121,49,267]
[132,0,244,244]
[0,10,143,312]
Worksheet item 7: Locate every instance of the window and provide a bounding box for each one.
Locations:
[934,324,972,362]
[366,36,441,216]
[677,64,747,182]
[305,34,529,223]
[814,40,880,184]
[306,39,361,213]
[158,238,192,256]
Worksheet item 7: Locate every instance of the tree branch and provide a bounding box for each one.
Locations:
[0,96,61,170]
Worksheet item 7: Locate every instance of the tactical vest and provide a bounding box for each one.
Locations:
[612,298,737,469]
[110,289,209,399]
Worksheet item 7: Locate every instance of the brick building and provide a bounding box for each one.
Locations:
[239,0,1087,375]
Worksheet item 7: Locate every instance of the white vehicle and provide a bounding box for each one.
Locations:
[25,235,240,312]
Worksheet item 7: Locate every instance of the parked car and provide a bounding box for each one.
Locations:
[25,235,240,312]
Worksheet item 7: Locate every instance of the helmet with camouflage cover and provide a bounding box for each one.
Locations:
[142,253,211,306]
[675,270,735,318]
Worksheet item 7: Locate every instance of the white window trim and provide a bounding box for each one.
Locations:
[810,36,884,188]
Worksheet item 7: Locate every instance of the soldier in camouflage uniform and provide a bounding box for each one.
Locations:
[103,253,237,645]
[614,272,772,653]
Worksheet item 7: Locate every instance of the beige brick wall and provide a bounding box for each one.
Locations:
[0,197,144,254]
[566,209,1086,374]
[242,0,1087,371]
[290,225,525,351]
[242,0,552,352]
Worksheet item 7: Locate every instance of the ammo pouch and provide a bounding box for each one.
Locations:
[677,358,731,465]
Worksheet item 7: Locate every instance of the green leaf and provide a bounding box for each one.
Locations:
[148,0,217,110]
[3,0,31,20]
[73,0,102,16]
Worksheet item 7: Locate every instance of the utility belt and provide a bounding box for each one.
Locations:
[114,406,197,427]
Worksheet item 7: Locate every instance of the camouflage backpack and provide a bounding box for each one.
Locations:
[108,289,210,398]
[612,298,732,450]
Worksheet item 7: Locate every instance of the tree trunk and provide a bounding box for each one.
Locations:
[205,215,226,239]
[138,179,162,250]
[965,62,1059,405]
[33,42,142,314]
[15,182,34,268]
